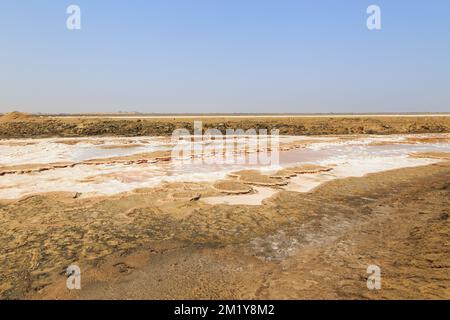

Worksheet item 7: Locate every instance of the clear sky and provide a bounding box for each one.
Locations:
[1,0,449,114]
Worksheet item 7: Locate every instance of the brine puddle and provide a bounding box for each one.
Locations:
[202,142,447,205]
[0,134,448,200]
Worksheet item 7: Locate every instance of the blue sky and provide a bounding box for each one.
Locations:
[1,0,449,113]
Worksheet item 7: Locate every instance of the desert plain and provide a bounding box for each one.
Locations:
[0,112,449,299]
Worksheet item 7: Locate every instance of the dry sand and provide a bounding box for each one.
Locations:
[5,159,445,300]
[0,154,447,299]
[0,115,449,300]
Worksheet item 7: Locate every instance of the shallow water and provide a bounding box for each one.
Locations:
[0,134,448,200]
[0,137,171,165]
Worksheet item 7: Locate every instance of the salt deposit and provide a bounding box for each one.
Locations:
[0,133,449,200]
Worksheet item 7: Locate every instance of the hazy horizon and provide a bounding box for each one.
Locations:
[1,0,450,114]
[3,110,450,116]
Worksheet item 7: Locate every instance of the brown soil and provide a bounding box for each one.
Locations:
[228,170,289,186]
[0,111,32,122]
[269,170,298,179]
[212,180,253,194]
[409,151,450,160]
[0,115,449,138]
[0,161,448,299]
[284,164,333,174]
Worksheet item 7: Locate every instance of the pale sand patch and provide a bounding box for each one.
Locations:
[212,180,253,194]
[0,111,32,121]
[202,187,277,206]
[284,173,337,193]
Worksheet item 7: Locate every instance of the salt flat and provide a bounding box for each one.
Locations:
[1,131,449,300]
[0,133,448,200]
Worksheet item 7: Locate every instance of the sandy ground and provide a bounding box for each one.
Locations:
[0,159,447,299]
[0,114,449,300]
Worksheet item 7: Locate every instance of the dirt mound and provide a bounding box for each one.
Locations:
[1,115,449,138]
[285,164,333,174]
[1,111,32,121]
[213,180,253,194]
[229,170,288,186]
[269,169,298,179]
